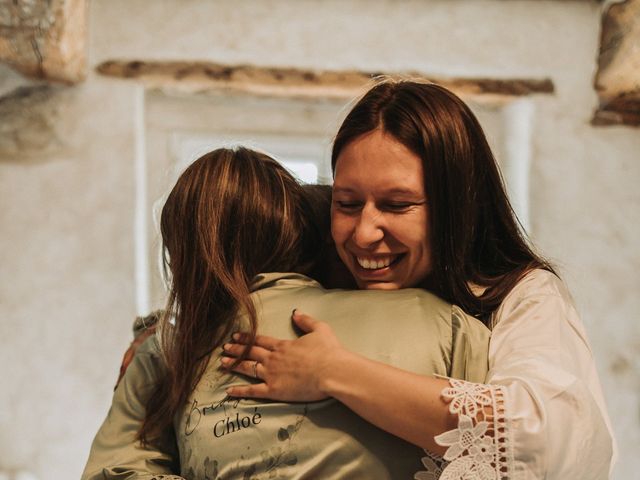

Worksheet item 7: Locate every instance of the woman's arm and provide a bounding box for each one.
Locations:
[223,312,456,454]
[224,271,615,479]
[82,336,184,480]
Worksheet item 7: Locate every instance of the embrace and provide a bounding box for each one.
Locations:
[83,80,614,480]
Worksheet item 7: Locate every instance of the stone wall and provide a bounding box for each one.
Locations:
[0,0,86,83]
[593,0,640,125]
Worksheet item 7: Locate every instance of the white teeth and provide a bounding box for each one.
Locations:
[357,256,395,270]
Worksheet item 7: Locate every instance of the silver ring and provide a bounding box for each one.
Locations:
[252,361,259,379]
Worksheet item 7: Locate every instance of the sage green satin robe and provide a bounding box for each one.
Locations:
[82,273,490,480]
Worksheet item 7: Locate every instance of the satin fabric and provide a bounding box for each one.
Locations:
[82,272,491,480]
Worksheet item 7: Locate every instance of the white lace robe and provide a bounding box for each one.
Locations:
[416,270,616,480]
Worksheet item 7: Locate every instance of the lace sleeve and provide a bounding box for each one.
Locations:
[416,271,615,479]
[415,378,513,480]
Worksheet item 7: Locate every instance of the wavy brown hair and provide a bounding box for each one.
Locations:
[140,147,322,443]
[332,80,554,323]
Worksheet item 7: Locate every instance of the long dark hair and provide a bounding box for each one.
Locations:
[332,80,553,322]
[140,147,322,443]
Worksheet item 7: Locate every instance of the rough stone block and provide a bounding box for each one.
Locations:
[0,0,86,83]
[593,0,640,126]
[0,85,64,158]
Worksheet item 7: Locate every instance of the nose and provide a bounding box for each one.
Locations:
[352,204,384,248]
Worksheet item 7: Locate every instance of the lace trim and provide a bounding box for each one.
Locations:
[415,450,446,480]
[415,379,513,480]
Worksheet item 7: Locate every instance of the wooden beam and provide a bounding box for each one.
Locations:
[593,0,640,126]
[96,60,554,101]
[0,0,87,84]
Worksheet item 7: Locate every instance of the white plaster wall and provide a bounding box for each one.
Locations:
[1,0,637,478]
[0,67,141,479]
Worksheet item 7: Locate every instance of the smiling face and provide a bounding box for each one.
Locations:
[331,129,432,290]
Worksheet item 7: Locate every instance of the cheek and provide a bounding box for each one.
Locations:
[412,229,431,253]
[330,218,354,270]
[409,212,430,249]
[392,217,429,248]
[330,214,351,245]
[394,219,431,273]
[411,222,432,274]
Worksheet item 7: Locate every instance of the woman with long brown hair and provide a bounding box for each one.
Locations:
[82,146,491,479]
[223,81,616,479]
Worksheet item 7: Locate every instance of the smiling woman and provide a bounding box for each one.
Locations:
[225,80,616,479]
[331,129,431,290]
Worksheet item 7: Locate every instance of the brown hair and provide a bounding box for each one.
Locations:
[332,80,554,322]
[303,184,357,289]
[140,147,322,442]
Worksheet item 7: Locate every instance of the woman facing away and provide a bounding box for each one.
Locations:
[82,147,492,479]
[222,80,616,479]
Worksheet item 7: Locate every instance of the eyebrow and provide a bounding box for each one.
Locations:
[332,187,357,195]
[333,186,423,197]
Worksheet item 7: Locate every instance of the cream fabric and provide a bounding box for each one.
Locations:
[418,270,616,480]
[82,273,491,480]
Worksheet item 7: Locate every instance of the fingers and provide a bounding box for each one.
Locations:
[223,342,270,362]
[220,353,272,399]
[232,332,281,351]
[221,358,263,379]
[291,310,322,333]
[226,383,270,399]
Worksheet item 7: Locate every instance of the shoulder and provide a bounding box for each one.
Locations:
[494,269,572,320]
[509,268,568,299]
[490,269,593,352]
[124,334,165,384]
